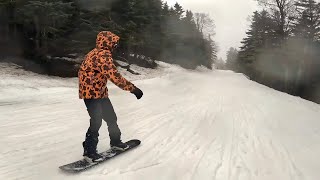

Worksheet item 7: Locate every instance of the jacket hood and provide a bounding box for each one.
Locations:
[96,31,120,51]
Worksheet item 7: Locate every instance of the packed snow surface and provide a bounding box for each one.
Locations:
[1,62,320,180]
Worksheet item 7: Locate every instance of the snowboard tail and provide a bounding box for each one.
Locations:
[59,139,141,173]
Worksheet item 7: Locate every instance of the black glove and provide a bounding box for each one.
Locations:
[131,87,143,99]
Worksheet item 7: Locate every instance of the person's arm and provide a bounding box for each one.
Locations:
[98,53,136,92]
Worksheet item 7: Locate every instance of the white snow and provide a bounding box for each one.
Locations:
[1,62,320,180]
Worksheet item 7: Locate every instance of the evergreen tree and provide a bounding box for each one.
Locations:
[173,2,184,19]
[237,6,320,97]
[238,10,277,71]
[226,47,239,70]
[293,0,320,41]
[18,1,74,54]
[0,0,217,70]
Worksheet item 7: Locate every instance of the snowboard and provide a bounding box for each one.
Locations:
[59,139,141,173]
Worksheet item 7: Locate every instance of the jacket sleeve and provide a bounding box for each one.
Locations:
[99,53,136,92]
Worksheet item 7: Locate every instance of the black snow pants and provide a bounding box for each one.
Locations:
[83,98,121,151]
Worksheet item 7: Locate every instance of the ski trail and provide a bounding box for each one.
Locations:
[1,66,320,180]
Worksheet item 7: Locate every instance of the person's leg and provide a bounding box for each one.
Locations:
[84,99,103,133]
[83,99,103,160]
[100,98,122,145]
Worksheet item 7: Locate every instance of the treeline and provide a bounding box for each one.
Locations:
[0,0,216,70]
[226,0,320,102]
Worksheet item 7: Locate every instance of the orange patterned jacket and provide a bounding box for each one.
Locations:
[78,31,135,99]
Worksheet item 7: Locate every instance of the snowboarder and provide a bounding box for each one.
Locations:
[78,31,143,162]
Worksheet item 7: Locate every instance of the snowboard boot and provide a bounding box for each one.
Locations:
[110,140,129,151]
[83,132,103,163]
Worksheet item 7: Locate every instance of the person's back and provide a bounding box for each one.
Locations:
[79,31,137,99]
[78,31,143,162]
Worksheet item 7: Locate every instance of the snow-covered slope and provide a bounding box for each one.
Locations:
[1,62,320,180]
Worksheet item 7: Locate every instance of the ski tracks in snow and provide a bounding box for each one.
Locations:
[1,68,320,180]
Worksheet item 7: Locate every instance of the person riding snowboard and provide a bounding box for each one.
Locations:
[78,31,143,162]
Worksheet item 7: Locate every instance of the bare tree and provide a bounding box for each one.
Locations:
[256,0,295,39]
[194,13,215,37]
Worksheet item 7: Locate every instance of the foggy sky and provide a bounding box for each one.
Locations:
[167,0,258,60]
